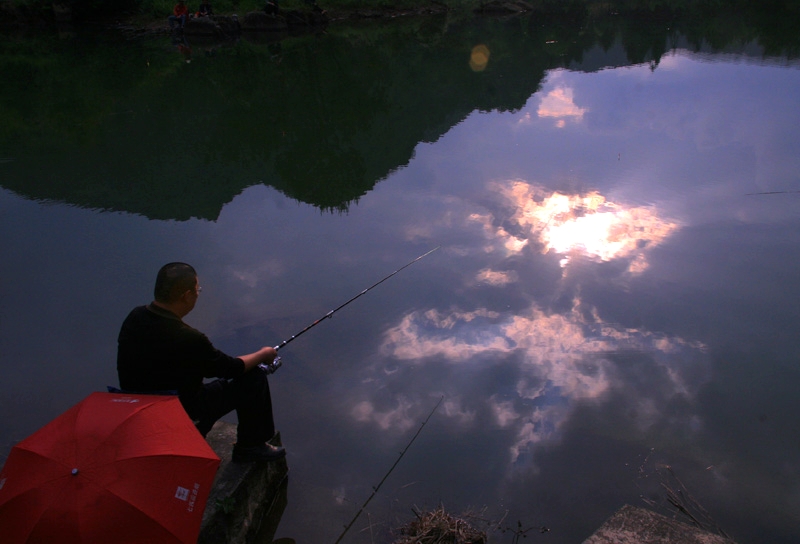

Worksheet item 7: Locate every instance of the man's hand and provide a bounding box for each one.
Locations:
[240,346,277,372]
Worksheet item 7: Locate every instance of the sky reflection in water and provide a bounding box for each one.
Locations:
[2,47,800,544]
[304,53,800,543]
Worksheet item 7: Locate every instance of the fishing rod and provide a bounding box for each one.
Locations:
[745,190,800,195]
[333,395,444,544]
[260,246,440,374]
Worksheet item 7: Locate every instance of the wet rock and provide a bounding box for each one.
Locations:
[214,14,240,35]
[198,421,288,544]
[282,8,327,26]
[183,15,240,37]
[241,11,288,31]
[184,16,219,36]
[52,2,72,22]
[475,1,532,15]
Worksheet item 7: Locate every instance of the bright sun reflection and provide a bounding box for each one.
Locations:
[483,181,679,273]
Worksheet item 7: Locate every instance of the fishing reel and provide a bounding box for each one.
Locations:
[259,356,282,375]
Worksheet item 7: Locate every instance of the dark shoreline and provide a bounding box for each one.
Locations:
[1,0,561,36]
[0,1,462,33]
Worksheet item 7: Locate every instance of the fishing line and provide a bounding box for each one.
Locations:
[261,246,440,374]
[333,395,444,544]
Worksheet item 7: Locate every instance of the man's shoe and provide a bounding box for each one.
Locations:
[232,442,286,463]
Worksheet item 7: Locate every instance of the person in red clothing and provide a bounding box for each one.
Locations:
[168,0,189,30]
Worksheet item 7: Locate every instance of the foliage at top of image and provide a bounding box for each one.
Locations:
[1,0,798,218]
[5,0,800,24]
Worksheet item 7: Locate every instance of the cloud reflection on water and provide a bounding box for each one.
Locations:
[537,83,587,128]
[361,179,706,469]
[381,298,707,464]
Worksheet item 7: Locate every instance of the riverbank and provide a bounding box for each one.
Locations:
[0,0,537,33]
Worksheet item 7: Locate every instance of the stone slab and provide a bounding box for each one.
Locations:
[583,504,734,544]
[198,421,288,544]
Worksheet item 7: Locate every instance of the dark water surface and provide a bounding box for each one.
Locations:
[2,7,800,543]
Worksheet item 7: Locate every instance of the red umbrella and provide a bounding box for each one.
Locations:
[0,392,220,544]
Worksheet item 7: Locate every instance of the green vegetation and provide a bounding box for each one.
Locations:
[1,0,480,23]
[3,0,799,28]
[1,0,799,218]
[215,496,237,514]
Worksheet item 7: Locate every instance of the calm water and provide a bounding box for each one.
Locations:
[2,7,800,543]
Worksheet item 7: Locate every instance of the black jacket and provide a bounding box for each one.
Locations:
[117,304,244,400]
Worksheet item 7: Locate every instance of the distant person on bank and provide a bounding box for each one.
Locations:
[169,0,189,30]
[117,262,285,463]
[264,0,279,15]
[196,0,213,17]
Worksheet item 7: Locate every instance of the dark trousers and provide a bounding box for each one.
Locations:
[184,368,276,447]
[168,14,187,28]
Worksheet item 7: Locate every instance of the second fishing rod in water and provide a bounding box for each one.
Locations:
[260,246,440,374]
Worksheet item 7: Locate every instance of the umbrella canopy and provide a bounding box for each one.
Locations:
[0,392,220,544]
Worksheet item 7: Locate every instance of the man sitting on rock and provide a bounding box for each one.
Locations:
[196,0,213,18]
[117,262,286,463]
[168,0,189,30]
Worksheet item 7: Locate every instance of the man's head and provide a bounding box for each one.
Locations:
[154,263,199,315]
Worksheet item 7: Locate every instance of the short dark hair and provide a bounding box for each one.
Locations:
[154,262,197,303]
